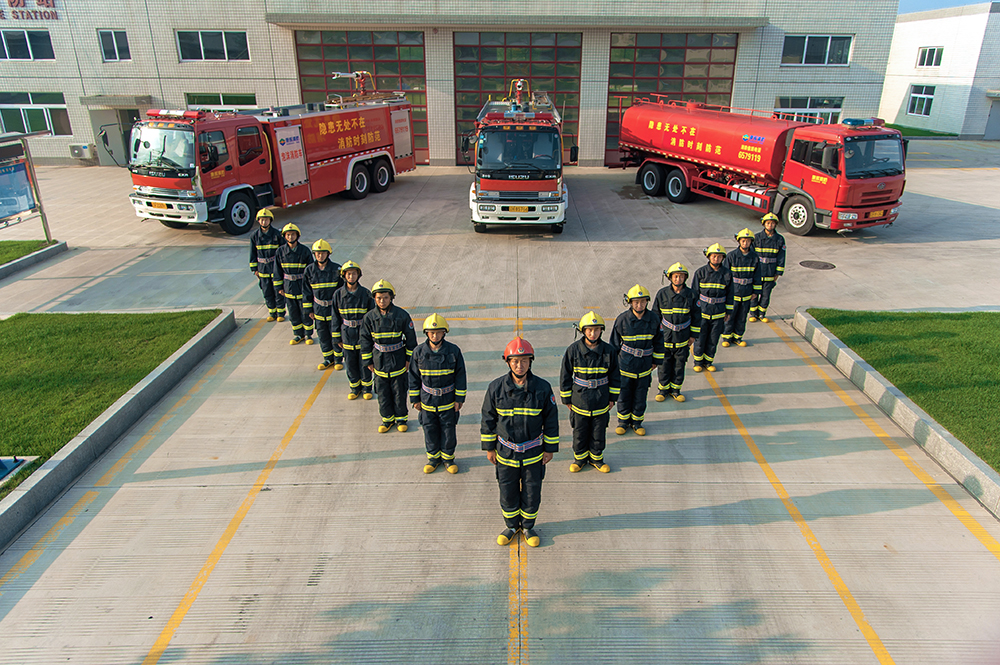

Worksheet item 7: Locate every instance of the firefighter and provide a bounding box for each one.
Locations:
[248,208,285,322]
[560,312,620,473]
[360,280,417,432]
[691,244,733,373]
[274,223,314,345]
[303,239,342,370]
[653,263,699,402]
[482,338,559,548]
[722,228,761,348]
[408,314,467,474]
[332,260,375,399]
[610,285,664,436]
[750,212,786,323]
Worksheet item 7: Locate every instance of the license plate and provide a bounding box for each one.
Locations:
[509,206,530,213]
[870,209,884,218]
[150,201,168,209]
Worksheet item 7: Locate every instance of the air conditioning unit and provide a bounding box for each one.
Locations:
[69,143,95,159]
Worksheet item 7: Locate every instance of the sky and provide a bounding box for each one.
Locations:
[897,0,983,13]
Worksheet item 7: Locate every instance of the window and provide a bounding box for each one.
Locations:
[185,92,257,110]
[908,85,935,116]
[0,91,71,135]
[0,30,55,60]
[790,139,838,175]
[781,35,851,65]
[774,96,843,124]
[177,31,249,61]
[197,130,229,172]
[236,126,263,165]
[917,47,943,67]
[99,30,130,61]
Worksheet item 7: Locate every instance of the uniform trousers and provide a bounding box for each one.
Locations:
[375,373,408,425]
[617,374,652,425]
[693,317,725,365]
[284,296,313,338]
[313,317,336,362]
[658,344,690,392]
[571,410,610,461]
[723,299,752,341]
[497,460,545,529]
[258,275,284,316]
[343,347,373,394]
[419,408,458,461]
[750,280,777,318]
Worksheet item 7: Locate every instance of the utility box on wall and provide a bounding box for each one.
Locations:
[69,144,95,159]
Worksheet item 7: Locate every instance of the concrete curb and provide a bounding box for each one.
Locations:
[792,307,1000,520]
[0,241,69,282]
[0,308,237,548]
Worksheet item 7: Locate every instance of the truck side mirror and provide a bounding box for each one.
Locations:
[569,145,579,164]
[821,145,839,174]
[461,136,470,153]
[99,130,110,149]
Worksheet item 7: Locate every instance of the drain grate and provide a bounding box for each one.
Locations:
[800,260,836,270]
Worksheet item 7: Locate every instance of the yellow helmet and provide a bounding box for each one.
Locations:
[311,239,332,253]
[623,284,650,305]
[704,243,726,257]
[578,310,605,331]
[281,223,300,236]
[422,313,449,333]
[371,279,395,295]
[340,260,362,278]
[666,262,689,278]
[256,208,273,219]
[735,228,754,241]
[761,212,779,225]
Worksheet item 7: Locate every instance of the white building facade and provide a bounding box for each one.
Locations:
[879,2,1000,139]
[0,0,898,166]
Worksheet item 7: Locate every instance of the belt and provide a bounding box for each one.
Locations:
[374,340,405,353]
[256,256,274,264]
[341,318,361,328]
[573,375,609,389]
[421,383,454,397]
[699,295,725,305]
[733,277,753,285]
[284,274,304,281]
[499,435,543,453]
[620,343,652,357]
[313,297,333,307]
[661,317,691,332]
[759,257,777,263]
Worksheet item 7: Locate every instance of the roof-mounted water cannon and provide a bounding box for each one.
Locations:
[513,79,527,112]
[331,71,376,96]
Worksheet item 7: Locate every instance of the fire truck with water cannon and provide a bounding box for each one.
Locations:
[124,72,416,235]
[617,98,906,235]
[463,79,578,234]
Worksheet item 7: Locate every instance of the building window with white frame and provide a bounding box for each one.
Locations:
[917,47,942,67]
[774,96,844,124]
[781,35,852,65]
[177,31,249,61]
[98,30,130,62]
[0,92,72,135]
[0,30,55,60]
[185,92,257,111]
[907,85,935,116]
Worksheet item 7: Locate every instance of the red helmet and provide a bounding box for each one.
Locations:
[503,337,534,360]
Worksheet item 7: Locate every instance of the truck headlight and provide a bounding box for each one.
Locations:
[540,191,558,198]
[890,207,900,214]
[177,204,194,211]
[837,212,859,220]
[541,205,559,212]
[479,204,496,212]
[479,191,499,198]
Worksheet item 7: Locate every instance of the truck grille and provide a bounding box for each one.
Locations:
[498,191,539,199]
[860,191,894,204]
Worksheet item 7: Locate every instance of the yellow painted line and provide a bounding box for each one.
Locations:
[0,491,99,593]
[143,369,333,665]
[769,321,1000,562]
[705,372,895,664]
[96,319,266,487]
[507,537,529,664]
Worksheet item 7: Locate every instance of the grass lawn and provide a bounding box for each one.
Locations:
[809,309,999,472]
[885,123,957,138]
[0,310,220,497]
[0,239,55,266]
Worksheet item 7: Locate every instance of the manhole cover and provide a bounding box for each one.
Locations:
[800,260,836,270]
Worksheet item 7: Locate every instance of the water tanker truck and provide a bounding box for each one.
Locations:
[618,99,905,235]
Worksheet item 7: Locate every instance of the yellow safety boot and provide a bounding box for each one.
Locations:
[289,336,303,345]
[318,361,333,371]
[748,316,757,322]
[615,426,627,435]
[721,340,730,347]
[523,528,540,547]
[333,362,344,370]
[497,528,518,546]
[693,365,704,373]
[276,316,285,322]
[673,392,686,403]
[737,340,748,347]
[706,365,717,372]
[378,424,391,433]
[362,392,373,400]
[633,426,646,436]
[590,459,611,473]
[445,462,458,474]
[347,392,359,400]
[304,337,315,345]
[654,393,666,402]
[423,460,440,474]
[266,315,276,322]
[569,462,584,473]
[397,423,408,433]
[760,317,770,323]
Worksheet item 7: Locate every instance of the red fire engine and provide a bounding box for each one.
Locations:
[127,73,416,234]
[463,80,578,234]
[618,99,906,235]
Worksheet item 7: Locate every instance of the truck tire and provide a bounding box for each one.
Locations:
[550,223,564,234]
[782,195,815,236]
[665,169,690,203]
[159,219,187,229]
[473,222,487,233]
[220,192,255,235]
[371,159,392,193]
[639,163,665,196]
[346,164,370,200]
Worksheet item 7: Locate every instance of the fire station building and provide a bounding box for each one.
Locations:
[0,0,898,167]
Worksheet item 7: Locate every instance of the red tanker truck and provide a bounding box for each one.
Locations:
[618,99,906,235]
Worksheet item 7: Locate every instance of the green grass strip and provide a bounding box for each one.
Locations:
[0,310,220,495]
[884,123,957,137]
[0,240,55,266]
[809,309,999,472]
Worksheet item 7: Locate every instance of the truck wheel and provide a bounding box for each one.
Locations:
[371,160,392,193]
[347,164,370,200]
[473,222,486,233]
[665,169,690,203]
[782,196,815,236]
[550,223,564,234]
[159,219,187,229]
[639,163,665,196]
[221,192,255,235]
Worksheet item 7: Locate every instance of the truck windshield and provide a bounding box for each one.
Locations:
[130,125,196,172]
[477,129,561,173]
[843,136,904,179]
